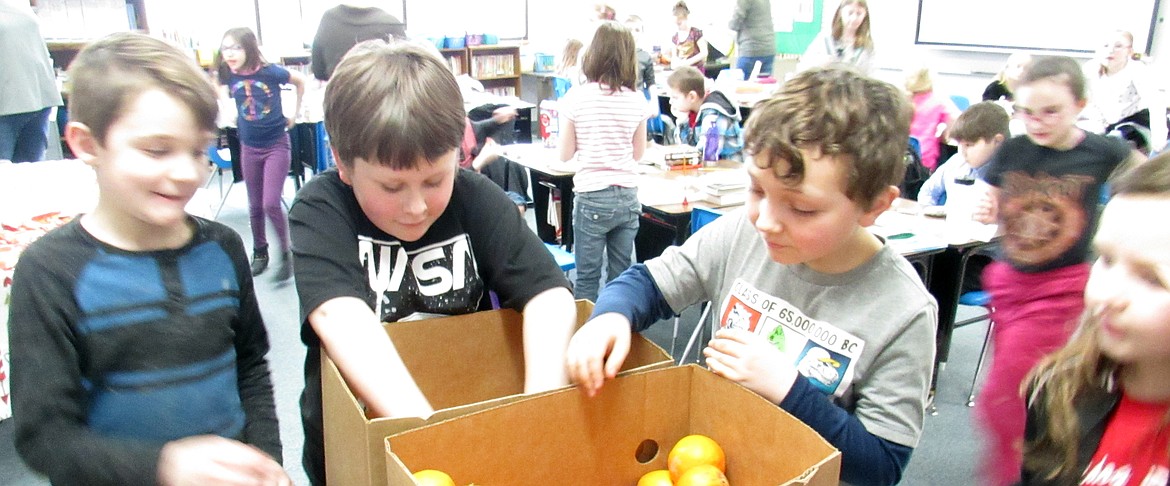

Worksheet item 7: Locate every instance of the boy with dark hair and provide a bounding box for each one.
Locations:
[918,101,1011,207]
[9,32,288,484]
[289,40,576,485]
[567,66,937,486]
[666,66,744,161]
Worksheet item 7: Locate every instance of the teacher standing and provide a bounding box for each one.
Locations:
[0,0,62,162]
[728,0,774,76]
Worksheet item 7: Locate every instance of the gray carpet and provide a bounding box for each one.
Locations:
[1,177,991,485]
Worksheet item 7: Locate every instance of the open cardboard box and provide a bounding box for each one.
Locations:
[384,364,841,485]
[322,300,672,486]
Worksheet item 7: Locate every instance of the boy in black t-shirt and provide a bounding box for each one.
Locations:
[288,40,576,485]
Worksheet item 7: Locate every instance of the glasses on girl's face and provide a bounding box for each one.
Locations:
[1012,105,1067,122]
[221,45,244,53]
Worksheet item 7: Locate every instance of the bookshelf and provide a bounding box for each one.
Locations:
[467,45,521,97]
[439,48,467,76]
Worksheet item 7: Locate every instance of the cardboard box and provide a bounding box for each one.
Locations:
[323,300,672,486]
[385,364,841,485]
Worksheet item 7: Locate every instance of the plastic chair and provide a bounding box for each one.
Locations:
[954,290,994,407]
[552,77,572,99]
[673,207,723,364]
[543,243,576,275]
[206,145,235,219]
[950,95,971,112]
[908,136,921,158]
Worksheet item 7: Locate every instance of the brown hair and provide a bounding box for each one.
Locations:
[215,27,267,85]
[743,65,910,206]
[68,32,218,145]
[666,66,705,98]
[949,102,1010,143]
[831,0,873,51]
[672,1,690,17]
[1022,152,1170,483]
[324,40,465,170]
[1020,55,1087,102]
[581,21,637,92]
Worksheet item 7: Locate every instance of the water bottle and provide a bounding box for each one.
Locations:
[702,121,719,165]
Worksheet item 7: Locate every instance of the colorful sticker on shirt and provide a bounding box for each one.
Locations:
[998,171,1093,266]
[721,279,865,397]
[230,79,276,122]
[357,234,484,322]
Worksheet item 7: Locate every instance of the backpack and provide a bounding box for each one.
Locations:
[900,141,930,199]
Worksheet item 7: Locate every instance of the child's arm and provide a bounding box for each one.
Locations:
[286,69,306,129]
[308,297,435,419]
[704,306,932,486]
[559,118,578,162]
[633,118,648,162]
[566,265,678,396]
[231,249,282,460]
[917,163,947,205]
[520,287,576,393]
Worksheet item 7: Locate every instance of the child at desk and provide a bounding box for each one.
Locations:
[566,66,938,486]
[1018,155,1170,486]
[666,66,744,162]
[289,40,575,485]
[559,21,652,302]
[9,32,288,484]
[973,55,1143,486]
[918,102,1009,293]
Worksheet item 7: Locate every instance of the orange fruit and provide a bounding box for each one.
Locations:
[676,464,730,486]
[637,469,674,486]
[668,434,726,482]
[411,469,456,486]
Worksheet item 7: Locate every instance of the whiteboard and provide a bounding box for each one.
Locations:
[915,0,1160,54]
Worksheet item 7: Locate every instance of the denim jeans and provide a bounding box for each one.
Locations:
[572,186,641,302]
[735,55,775,77]
[0,107,52,162]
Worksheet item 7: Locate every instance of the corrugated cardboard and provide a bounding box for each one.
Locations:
[322,300,672,486]
[384,364,841,485]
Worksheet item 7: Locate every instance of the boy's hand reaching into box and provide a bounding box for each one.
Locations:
[704,328,798,405]
[157,435,291,486]
[565,312,633,397]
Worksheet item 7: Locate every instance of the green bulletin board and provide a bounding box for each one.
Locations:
[775,0,823,55]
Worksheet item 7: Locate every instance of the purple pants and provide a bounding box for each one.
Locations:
[241,135,291,251]
[976,261,1089,486]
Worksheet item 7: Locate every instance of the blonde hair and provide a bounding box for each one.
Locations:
[903,65,933,95]
[1022,154,1170,483]
[557,39,583,75]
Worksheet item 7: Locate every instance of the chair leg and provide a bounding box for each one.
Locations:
[679,302,712,365]
[967,319,995,407]
[671,316,680,359]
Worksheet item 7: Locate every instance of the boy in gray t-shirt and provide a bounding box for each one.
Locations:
[566,66,938,486]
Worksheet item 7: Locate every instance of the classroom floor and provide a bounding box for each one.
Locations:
[0,173,991,485]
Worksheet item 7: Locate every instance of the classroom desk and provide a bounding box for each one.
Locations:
[871,198,999,411]
[498,144,741,253]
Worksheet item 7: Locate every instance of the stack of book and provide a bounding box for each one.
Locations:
[692,170,748,206]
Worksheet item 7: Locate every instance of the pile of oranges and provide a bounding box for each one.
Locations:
[639,434,729,486]
[411,434,729,486]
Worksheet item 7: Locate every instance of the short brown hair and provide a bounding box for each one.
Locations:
[1020,55,1087,102]
[950,102,1010,143]
[744,66,911,206]
[68,32,218,145]
[667,66,705,98]
[581,21,637,92]
[324,40,466,169]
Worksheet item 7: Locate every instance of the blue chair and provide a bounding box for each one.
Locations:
[908,136,921,158]
[544,243,576,275]
[675,207,724,364]
[950,95,971,112]
[956,290,994,407]
[552,77,572,99]
[206,145,235,219]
